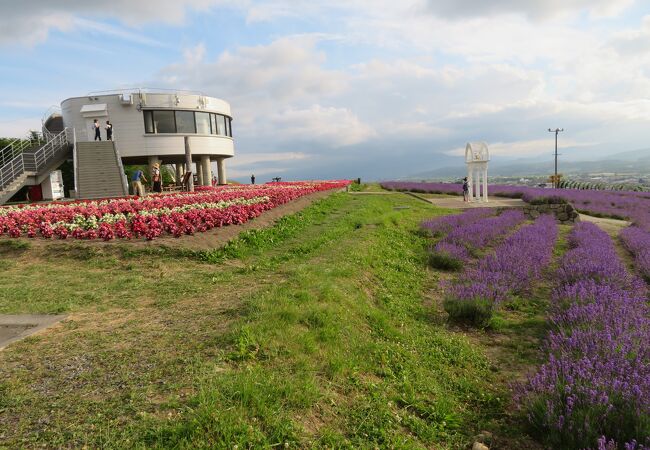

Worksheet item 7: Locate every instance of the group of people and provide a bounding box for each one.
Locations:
[130,164,162,197]
[93,119,113,141]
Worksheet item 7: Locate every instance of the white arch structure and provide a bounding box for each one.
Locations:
[465,142,490,202]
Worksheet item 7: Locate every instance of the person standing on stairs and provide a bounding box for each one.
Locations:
[105,120,113,141]
[93,119,101,141]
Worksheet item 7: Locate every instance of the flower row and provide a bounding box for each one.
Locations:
[433,209,525,262]
[421,208,495,237]
[620,226,650,281]
[442,215,558,325]
[0,181,351,240]
[517,222,650,449]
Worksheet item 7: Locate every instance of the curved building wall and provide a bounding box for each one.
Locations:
[61,91,234,164]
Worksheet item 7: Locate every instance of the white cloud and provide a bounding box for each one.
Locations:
[421,0,634,20]
[0,0,225,45]
[229,152,309,167]
[445,138,598,157]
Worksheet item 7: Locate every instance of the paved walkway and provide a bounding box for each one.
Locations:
[424,195,526,209]
[0,315,66,350]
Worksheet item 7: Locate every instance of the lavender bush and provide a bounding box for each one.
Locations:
[420,208,495,237]
[443,215,558,326]
[518,222,650,449]
[620,226,650,281]
[424,209,525,271]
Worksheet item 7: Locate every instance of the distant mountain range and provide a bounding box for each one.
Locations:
[405,148,650,180]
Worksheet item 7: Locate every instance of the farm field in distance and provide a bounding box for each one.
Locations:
[0,184,648,449]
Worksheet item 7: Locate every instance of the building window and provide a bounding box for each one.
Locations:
[175,111,196,133]
[210,114,217,135]
[143,109,232,135]
[196,112,211,134]
[216,114,226,135]
[144,110,154,133]
[154,110,176,133]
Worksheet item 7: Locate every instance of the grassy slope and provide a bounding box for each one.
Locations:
[0,192,539,448]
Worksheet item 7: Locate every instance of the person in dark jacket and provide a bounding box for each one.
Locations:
[251,174,256,185]
[105,121,113,141]
[93,119,101,141]
[462,177,469,202]
[152,163,163,193]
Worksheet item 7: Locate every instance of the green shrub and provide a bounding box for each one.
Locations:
[428,252,463,271]
[443,297,493,327]
[529,196,568,205]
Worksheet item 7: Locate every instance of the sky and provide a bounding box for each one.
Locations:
[1,0,649,181]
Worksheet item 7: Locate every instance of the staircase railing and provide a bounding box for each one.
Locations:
[0,155,25,191]
[23,128,70,173]
[0,128,71,194]
[0,137,32,168]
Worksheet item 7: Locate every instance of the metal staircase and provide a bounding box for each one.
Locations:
[0,128,73,205]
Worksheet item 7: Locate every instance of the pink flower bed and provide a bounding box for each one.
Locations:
[0,181,350,241]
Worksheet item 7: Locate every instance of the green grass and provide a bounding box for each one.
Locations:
[0,192,541,448]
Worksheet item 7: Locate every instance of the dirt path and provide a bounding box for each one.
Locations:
[425,194,526,209]
[578,213,630,235]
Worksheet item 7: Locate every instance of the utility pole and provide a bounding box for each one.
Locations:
[548,128,564,188]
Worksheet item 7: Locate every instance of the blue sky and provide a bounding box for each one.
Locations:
[1,0,650,180]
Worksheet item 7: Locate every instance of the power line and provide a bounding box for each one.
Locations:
[548,128,564,188]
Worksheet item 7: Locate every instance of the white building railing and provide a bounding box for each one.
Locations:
[0,128,71,195]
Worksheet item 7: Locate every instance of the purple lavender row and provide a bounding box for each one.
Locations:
[442,214,558,325]
[433,209,525,262]
[421,208,495,236]
[620,226,650,281]
[517,222,650,449]
[382,181,650,230]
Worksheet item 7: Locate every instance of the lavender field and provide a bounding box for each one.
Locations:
[382,181,650,229]
[408,181,650,449]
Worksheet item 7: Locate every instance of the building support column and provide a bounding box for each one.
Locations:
[184,136,194,192]
[467,170,473,202]
[201,155,212,187]
[148,156,160,177]
[483,167,488,202]
[175,163,184,183]
[195,161,204,186]
[217,157,227,185]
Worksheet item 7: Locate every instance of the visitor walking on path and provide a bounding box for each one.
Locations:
[462,177,469,202]
[251,174,256,185]
[93,119,101,141]
[152,163,163,193]
[131,169,147,197]
[105,121,113,141]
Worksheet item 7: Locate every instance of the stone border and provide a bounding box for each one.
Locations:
[522,203,580,224]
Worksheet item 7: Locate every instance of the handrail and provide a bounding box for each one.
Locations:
[87,87,206,97]
[0,128,70,199]
[0,154,25,192]
[113,142,129,196]
[0,138,31,167]
[23,128,70,173]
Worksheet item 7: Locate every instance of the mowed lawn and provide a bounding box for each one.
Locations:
[0,192,543,449]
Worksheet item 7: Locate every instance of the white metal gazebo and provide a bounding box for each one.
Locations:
[465,142,489,202]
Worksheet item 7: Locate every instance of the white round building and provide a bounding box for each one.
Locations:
[61,88,234,197]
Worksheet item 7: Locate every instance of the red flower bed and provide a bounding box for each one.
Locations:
[0,181,350,241]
